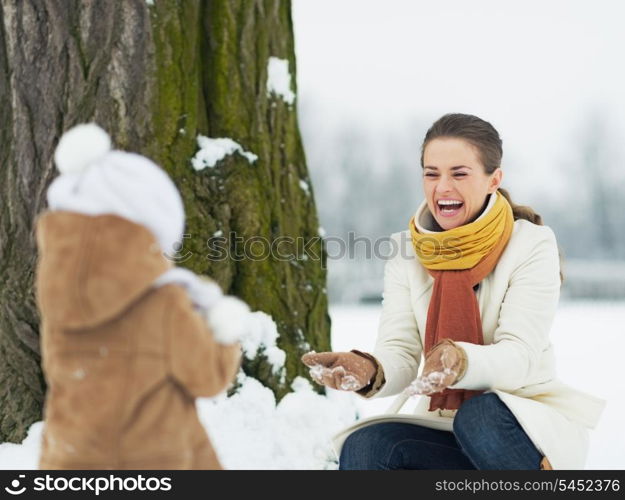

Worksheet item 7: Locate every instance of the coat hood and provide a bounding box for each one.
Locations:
[35,211,172,329]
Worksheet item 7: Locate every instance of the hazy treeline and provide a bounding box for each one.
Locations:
[299,102,625,303]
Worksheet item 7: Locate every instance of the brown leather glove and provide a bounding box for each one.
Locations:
[405,338,467,396]
[301,350,377,391]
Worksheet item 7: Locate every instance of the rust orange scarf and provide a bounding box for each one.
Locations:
[409,190,514,410]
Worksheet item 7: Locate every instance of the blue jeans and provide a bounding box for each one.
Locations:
[339,392,543,470]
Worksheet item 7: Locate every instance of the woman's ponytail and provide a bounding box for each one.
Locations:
[497,187,564,284]
[497,187,542,225]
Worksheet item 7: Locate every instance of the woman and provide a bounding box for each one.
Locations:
[302,113,606,470]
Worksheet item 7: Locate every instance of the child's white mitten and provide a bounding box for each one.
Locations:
[206,296,251,345]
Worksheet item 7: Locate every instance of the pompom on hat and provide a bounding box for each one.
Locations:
[54,123,112,175]
[48,123,185,256]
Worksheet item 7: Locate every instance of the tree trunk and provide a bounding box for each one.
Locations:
[0,0,329,443]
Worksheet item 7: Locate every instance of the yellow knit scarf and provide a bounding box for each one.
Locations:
[407,190,515,410]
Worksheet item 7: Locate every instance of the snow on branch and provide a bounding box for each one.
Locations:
[242,311,286,375]
[191,136,258,170]
[267,57,296,105]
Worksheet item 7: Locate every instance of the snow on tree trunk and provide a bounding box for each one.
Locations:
[0,0,330,443]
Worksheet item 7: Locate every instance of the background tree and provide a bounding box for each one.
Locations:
[0,0,330,443]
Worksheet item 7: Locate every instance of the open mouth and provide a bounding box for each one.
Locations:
[437,199,464,217]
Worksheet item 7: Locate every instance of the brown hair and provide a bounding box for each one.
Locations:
[420,113,564,283]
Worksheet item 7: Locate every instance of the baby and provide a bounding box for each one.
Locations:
[35,124,247,469]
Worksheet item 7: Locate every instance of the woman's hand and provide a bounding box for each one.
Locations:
[301,351,377,391]
[405,339,467,396]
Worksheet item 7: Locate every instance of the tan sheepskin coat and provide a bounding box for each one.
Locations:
[35,211,241,469]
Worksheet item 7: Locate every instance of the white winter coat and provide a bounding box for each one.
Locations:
[333,198,607,470]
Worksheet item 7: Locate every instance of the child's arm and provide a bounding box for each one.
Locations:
[167,293,242,398]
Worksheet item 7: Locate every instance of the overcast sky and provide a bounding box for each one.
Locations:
[292,0,625,203]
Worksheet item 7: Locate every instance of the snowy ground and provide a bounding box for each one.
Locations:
[0,300,623,469]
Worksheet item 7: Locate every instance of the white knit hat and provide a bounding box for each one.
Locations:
[48,123,185,255]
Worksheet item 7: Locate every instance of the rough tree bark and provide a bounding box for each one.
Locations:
[0,0,330,443]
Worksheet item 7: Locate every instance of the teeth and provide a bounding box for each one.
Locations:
[438,200,463,206]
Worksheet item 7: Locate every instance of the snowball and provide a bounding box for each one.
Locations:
[403,369,457,396]
[54,123,111,174]
[207,296,251,344]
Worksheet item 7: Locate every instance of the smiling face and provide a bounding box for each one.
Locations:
[422,137,503,230]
